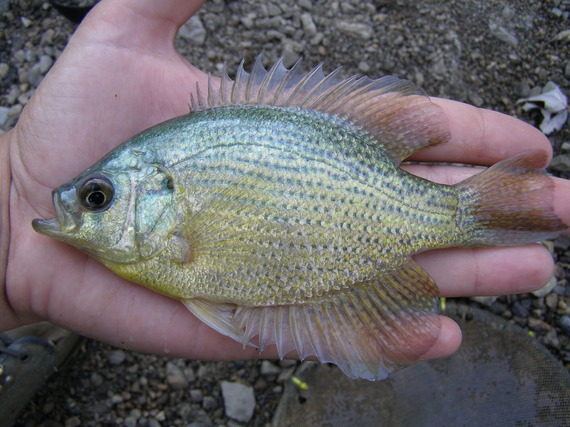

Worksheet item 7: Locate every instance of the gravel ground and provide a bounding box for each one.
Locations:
[1,0,570,425]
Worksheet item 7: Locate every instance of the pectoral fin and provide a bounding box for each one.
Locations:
[182,259,440,381]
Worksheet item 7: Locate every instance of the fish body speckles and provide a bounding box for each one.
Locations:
[33,57,567,380]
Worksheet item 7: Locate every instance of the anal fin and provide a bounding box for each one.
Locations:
[182,260,441,381]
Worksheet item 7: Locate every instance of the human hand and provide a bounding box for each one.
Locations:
[2,0,569,364]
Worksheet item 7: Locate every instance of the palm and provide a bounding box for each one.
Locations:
[4,0,569,363]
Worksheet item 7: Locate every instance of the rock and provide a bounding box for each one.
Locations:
[26,64,42,86]
[0,106,9,128]
[0,0,9,13]
[202,395,217,411]
[190,389,203,403]
[280,39,303,67]
[532,275,558,298]
[300,13,317,37]
[528,317,551,333]
[221,381,256,423]
[260,360,281,375]
[512,301,530,318]
[565,62,570,79]
[336,21,373,39]
[107,349,126,365]
[38,55,53,74]
[0,63,8,80]
[90,372,103,387]
[20,16,31,27]
[488,21,518,47]
[166,362,189,389]
[358,60,370,73]
[549,155,570,172]
[545,293,559,310]
[558,315,570,335]
[179,16,207,45]
[513,80,531,98]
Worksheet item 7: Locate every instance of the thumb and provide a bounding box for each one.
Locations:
[75,0,207,50]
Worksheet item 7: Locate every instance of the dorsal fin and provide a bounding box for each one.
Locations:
[191,56,450,164]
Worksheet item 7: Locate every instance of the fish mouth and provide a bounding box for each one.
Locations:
[32,189,82,237]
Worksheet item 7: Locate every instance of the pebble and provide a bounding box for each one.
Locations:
[190,389,203,403]
[336,21,373,39]
[261,360,281,375]
[0,63,8,80]
[549,155,570,172]
[106,349,126,365]
[488,21,518,47]
[0,107,9,128]
[221,381,256,423]
[565,62,570,79]
[166,361,189,389]
[528,317,552,333]
[558,315,570,335]
[513,80,531,98]
[38,54,53,74]
[178,16,207,45]
[300,13,317,37]
[202,395,218,411]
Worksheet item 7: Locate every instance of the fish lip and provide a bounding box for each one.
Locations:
[32,190,82,237]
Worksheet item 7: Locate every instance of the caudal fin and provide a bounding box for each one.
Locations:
[456,150,567,246]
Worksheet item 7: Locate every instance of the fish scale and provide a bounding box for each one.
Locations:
[33,58,567,380]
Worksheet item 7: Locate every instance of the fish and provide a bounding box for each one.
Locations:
[32,57,567,380]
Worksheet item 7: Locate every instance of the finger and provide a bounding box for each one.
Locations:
[409,98,551,166]
[420,317,461,361]
[79,0,207,47]
[415,244,555,297]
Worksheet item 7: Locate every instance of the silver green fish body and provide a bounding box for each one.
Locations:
[33,59,566,380]
[44,105,459,304]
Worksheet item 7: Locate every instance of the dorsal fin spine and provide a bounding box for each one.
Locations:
[189,56,450,164]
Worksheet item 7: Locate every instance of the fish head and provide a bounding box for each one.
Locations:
[32,161,178,264]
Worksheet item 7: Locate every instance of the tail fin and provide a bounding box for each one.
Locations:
[456,150,567,246]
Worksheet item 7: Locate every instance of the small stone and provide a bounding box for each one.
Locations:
[166,362,189,389]
[300,13,317,37]
[90,372,103,387]
[179,16,207,45]
[124,417,137,427]
[558,315,570,335]
[512,301,530,318]
[414,71,425,86]
[221,381,256,423]
[532,275,558,298]
[513,80,531,98]
[565,62,570,79]
[336,21,373,40]
[549,155,570,172]
[65,416,81,427]
[358,60,370,73]
[488,21,518,47]
[202,395,217,411]
[26,65,42,86]
[260,360,281,375]
[190,389,203,403]
[528,317,551,333]
[107,349,126,365]
[543,328,560,348]
[0,63,8,80]
[468,91,484,107]
[0,107,9,128]
[21,17,32,27]
[545,293,559,310]
[240,16,254,29]
[277,367,296,383]
[298,0,312,10]
[38,55,53,74]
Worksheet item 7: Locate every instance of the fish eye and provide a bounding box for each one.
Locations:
[78,175,114,212]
